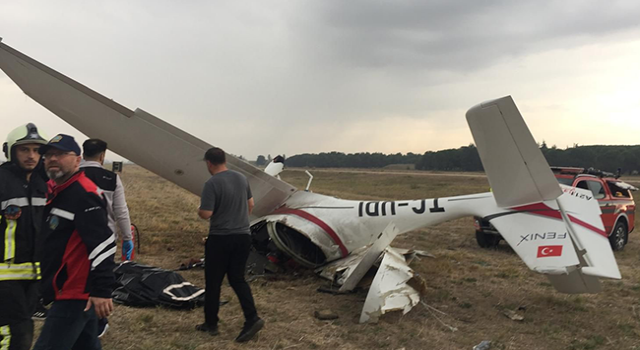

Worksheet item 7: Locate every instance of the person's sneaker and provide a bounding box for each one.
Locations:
[195,323,219,336]
[235,318,265,343]
[97,318,109,338]
[32,302,48,320]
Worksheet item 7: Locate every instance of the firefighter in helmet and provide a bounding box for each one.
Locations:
[0,123,48,350]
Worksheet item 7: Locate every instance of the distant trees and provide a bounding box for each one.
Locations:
[416,144,482,171]
[415,144,640,174]
[282,145,640,174]
[547,145,640,174]
[286,152,421,168]
[231,154,248,163]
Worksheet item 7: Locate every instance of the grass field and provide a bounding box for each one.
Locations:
[38,166,640,350]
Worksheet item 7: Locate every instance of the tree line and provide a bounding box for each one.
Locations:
[269,144,640,174]
[283,152,421,168]
[539,143,640,174]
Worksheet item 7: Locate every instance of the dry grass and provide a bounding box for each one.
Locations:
[36,166,640,350]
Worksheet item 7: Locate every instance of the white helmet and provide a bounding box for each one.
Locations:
[3,123,48,162]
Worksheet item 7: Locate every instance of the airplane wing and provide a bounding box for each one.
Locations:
[0,39,296,217]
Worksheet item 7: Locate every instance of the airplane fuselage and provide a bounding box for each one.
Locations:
[254,190,499,267]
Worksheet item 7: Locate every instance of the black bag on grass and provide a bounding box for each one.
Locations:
[112,261,205,309]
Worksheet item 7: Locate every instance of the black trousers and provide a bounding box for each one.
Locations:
[204,234,258,327]
[0,280,39,350]
[32,300,100,350]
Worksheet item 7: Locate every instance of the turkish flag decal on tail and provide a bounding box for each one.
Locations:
[537,245,563,258]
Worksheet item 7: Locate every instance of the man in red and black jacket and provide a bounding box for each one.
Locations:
[32,134,116,350]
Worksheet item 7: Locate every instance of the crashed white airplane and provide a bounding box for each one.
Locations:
[0,39,621,323]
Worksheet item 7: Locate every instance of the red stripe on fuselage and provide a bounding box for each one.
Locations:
[511,203,607,238]
[273,208,348,257]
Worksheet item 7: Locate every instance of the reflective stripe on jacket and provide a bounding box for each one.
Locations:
[0,261,41,281]
[0,162,47,280]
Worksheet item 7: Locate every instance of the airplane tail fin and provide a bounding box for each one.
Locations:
[467,96,620,293]
[466,96,561,208]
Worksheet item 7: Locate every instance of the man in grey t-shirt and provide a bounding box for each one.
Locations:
[196,147,264,342]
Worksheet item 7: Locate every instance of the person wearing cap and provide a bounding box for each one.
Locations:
[0,123,48,350]
[196,147,264,342]
[32,134,116,350]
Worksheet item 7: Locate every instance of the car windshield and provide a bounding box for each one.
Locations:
[556,177,574,186]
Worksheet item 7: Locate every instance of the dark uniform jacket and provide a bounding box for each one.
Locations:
[41,171,116,303]
[0,162,47,281]
[81,166,117,192]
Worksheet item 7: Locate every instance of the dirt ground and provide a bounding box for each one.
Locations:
[36,166,640,350]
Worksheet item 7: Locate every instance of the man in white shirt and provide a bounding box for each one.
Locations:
[80,139,133,260]
[80,139,134,338]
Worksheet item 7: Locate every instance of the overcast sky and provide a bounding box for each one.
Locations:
[1,1,640,162]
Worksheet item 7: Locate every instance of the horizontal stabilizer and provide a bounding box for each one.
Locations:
[546,269,602,294]
[466,96,562,207]
[489,202,580,271]
[487,186,620,294]
[556,186,620,280]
